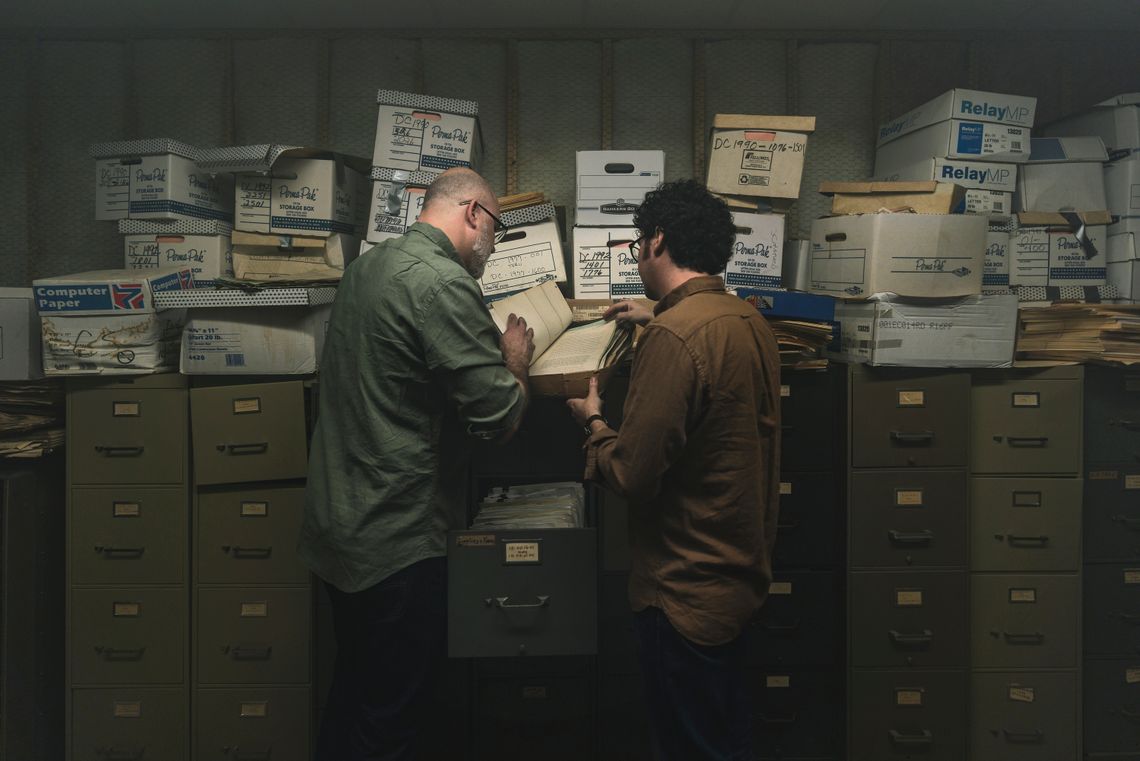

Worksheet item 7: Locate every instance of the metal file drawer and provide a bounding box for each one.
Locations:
[71,687,187,761]
[196,587,311,685]
[598,675,651,761]
[1085,365,1140,463]
[70,487,187,586]
[970,573,1078,668]
[473,675,593,761]
[774,471,842,569]
[448,528,597,658]
[1084,564,1140,657]
[849,571,968,668]
[471,397,587,480]
[754,670,844,760]
[69,388,187,485]
[1085,466,1140,562]
[190,382,308,486]
[849,669,967,761]
[747,571,842,668]
[970,377,1082,474]
[851,370,969,468]
[599,573,638,675]
[970,478,1081,572]
[848,470,967,569]
[195,687,310,761]
[70,587,185,685]
[196,485,308,585]
[970,670,1078,761]
[1083,658,1140,754]
[781,368,838,471]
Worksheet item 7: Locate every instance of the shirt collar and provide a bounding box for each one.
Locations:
[408,221,465,268]
[653,275,727,316]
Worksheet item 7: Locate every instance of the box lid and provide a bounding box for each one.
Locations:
[119,218,233,236]
[375,89,479,117]
[819,180,945,195]
[1017,210,1114,226]
[231,230,342,250]
[1026,136,1109,163]
[501,203,557,228]
[90,138,200,161]
[369,166,439,185]
[711,114,816,133]
[1096,93,1140,107]
[198,145,370,175]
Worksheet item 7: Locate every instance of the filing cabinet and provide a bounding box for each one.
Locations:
[69,487,188,586]
[754,670,843,760]
[195,687,311,761]
[748,571,842,668]
[773,470,842,570]
[1085,365,1140,464]
[70,587,187,685]
[597,675,652,761]
[1082,658,1140,754]
[848,470,967,569]
[849,571,968,668]
[196,485,308,585]
[599,573,638,675]
[70,687,187,761]
[195,587,312,685]
[848,669,967,761]
[599,489,632,572]
[850,369,969,469]
[1084,466,1140,562]
[473,674,594,761]
[970,573,1079,669]
[969,670,1078,761]
[470,396,588,479]
[970,369,1082,475]
[1083,563,1140,657]
[970,478,1082,572]
[781,367,841,472]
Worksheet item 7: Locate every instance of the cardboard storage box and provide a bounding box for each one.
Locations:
[877,89,1036,147]
[41,309,186,375]
[123,225,232,288]
[830,294,1017,368]
[1107,259,1140,300]
[92,139,232,222]
[373,90,482,174]
[480,203,566,300]
[966,190,1013,217]
[876,120,1031,168]
[180,305,331,374]
[365,168,432,243]
[984,230,1011,292]
[706,115,815,200]
[33,267,193,316]
[1010,211,1111,287]
[231,231,359,282]
[0,289,42,380]
[821,181,966,215]
[724,212,784,289]
[570,226,639,299]
[1042,93,1140,154]
[781,239,810,291]
[875,157,1018,193]
[1105,153,1140,218]
[1016,137,1109,213]
[233,153,367,237]
[808,213,986,298]
[575,151,664,226]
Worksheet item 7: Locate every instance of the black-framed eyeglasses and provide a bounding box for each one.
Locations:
[459,199,509,243]
[607,234,646,262]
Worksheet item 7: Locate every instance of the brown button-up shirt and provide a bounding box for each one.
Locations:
[585,275,782,646]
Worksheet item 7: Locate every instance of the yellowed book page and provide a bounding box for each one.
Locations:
[530,319,617,376]
[488,281,573,362]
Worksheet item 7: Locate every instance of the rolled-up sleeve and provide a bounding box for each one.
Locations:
[420,275,526,440]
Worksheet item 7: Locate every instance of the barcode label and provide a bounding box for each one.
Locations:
[1011,141,1022,151]
[224,353,246,367]
[993,201,1004,212]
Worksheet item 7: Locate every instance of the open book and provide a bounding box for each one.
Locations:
[488,281,633,394]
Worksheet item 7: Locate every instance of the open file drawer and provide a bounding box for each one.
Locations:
[448,528,597,657]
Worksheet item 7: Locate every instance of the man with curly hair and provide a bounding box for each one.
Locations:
[568,179,782,760]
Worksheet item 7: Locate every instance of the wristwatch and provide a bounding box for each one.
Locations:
[583,413,608,434]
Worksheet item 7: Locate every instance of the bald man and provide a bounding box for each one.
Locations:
[300,168,535,761]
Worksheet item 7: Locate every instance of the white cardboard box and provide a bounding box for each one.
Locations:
[875,157,1018,193]
[33,267,193,316]
[831,294,1017,367]
[1107,257,1140,299]
[124,234,232,286]
[235,157,366,237]
[1016,137,1109,212]
[1042,93,1140,154]
[180,305,331,374]
[571,226,638,299]
[875,120,1031,169]
[373,90,482,174]
[480,204,567,300]
[984,230,1011,292]
[0,289,42,380]
[92,139,233,222]
[808,213,986,298]
[231,231,359,282]
[1107,229,1137,264]
[724,212,785,289]
[575,151,664,226]
[877,89,1036,147]
[781,239,811,291]
[1106,153,1140,218]
[1011,211,1110,287]
[706,115,815,200]
[41,310,185,375]
[1109,216,1140,239]
[365,172,428,243]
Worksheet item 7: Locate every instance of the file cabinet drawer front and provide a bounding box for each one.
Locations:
[190,382,308,486]
[448,529,597,658]
[1085,365,1140,463]
[970,574,1078,668]
[70,588,185,685]
[71,687,187,761]
[971,379,1081,474]
[474,675,593,761]
[970,478,1082,572]
[1084,564,1140,656]
[849,471,967,569]
[196,486,308,585]
[598,675,652,761]
[748,571,842,667]
[849,572,968,668]
[196,587,312,685]
[1085,467,1140,562]
[70,487,187,586]
[599,574,637,675]
[970,671,1077,761]
[851,371,968,468]
[849,669,967,761]
[774,471,841,569]
[781,368,838,471]
[70,389,186,484]
[754,670,844,760]
[195,687,311,761]
[1083,659,1140,754]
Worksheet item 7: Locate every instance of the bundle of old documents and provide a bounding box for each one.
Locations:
[1017,303,1140,364]
[0,380,65,458]
[471,482,585,529]
[768,318,834,369]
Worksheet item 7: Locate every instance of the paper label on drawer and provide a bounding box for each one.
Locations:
[1009,588,1037,603]
[1012,392,1040,408]
[895,489,924,506]
[1127,669,1140,684]
[1126,377,1140,393]
[897,390,925,407]
[895,689,924,706]
[456,534,495,547]
[240,702,268,718]
[240,601,268,617]
[1007,685,1035,703]
[113,501,140,517]
[232,397,261,414]
[1127,475,1140,490]
[895,590,923,607]
[1125,570,1140,584]
[779,482,792,495]
[770,582,792,595]
[240,501,268,517]
[113,602,140,617]
[766,675,790,688]
[504,542,540,564]
[1089,470,1119,481]
[113,701,142,718]
[780,385,790,397]
[112,401,140,417]
[522,686,547,700]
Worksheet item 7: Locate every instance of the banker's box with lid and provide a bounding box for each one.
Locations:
[373,90,482,174]
[480,203,567,300]
[92,139,232,222]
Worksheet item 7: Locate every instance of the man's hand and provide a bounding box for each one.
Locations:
[500,313,535,382]
[567,376,604,428]
[603,300,653,327]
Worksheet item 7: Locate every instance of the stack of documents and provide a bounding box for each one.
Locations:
[768,318,835,369]
[1017,303,1140,364]
[0,381,65,458]
[472,482,585,530]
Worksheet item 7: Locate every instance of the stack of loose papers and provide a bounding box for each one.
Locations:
[0,380,65,458]
[471,482,585,530]
[1017,304,1140,364]
[768,318,834,369]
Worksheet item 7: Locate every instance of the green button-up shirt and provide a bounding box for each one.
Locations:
[299,222,526,593]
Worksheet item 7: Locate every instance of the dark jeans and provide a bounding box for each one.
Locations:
[315,556,447,761]
[634,606,754,761]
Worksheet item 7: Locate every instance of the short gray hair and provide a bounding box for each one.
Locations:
[423,167,495,211]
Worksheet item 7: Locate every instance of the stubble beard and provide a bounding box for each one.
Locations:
[468,224,494,279]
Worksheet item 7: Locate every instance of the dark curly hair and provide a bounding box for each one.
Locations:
[633,179,735,275]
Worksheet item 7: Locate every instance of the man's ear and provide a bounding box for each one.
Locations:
[647,228,666,259]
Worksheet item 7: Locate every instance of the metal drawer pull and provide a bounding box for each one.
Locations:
[1117,611,1140,625]
[888,529,934,546]
[761,617,802,634]
[890,431,934,445]
[490,595,550,609]
[1001,631,1045,645]
[225,546,273,559]
[233,749,272,761]
[220,442,269,455]
[888,729,933,747]
[1119,420,1140,432]
[776,520,799,531]
[95,445,145,457]
[95,646,146,661]
[226,644,272,660]
[1114,515,1140,531]
[1119,707,1140,721]
[1002,728,1044,743]
[96,546,146,558]
[1007,437,1048,448]
[1005,535,1050,547]
[888,629,933,647]
[758,712,798,725]
[99,747,144,761]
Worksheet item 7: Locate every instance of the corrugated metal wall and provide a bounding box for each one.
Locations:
[1,31,1138,287]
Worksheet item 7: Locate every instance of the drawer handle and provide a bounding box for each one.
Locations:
[1119,707,1140,721]
[888,529,933,546]
[232,748,272,761]
[776,520,799,531]
[225,546,273,560]
[890,431,934,445]
[1000,631,1045,645]
[1114,515,1140,532]
[96,546,146,559]
[98,747,145,761]
[888,629,933,647]
[491,595,549,610]
[1004,534,1050,547]
[758,712,798,725]
[1117,611,1140,625]
[1118,419,1140,432]
[761,617,802,634]
[1007,437,1048,448]
[225,644,272,660]
[220,442,269,455]
[94,445,145,458]
[888,729,932,747]
[95,646,146,661]
[1002,728,1044,744]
